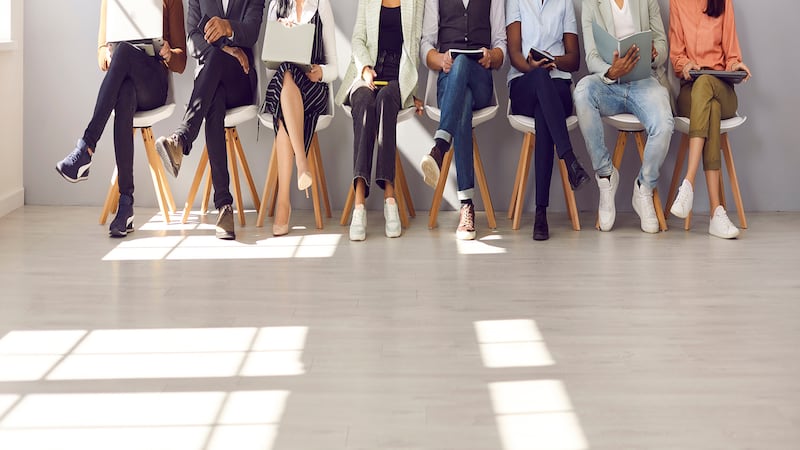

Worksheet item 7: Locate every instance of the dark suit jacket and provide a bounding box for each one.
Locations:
[187,0,265,65]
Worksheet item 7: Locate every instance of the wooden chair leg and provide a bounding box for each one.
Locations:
[200,162,213,216]
[143,127,176,214]
[511,133,534,230]
[310,134,332,219]
[141,128,172,224]
[508,132,532,220]
[308,140,324,229]
[99,167,120,225]
[226,129,246,226]
[257,141,278,227]
[557,159,581,231]
[340,182,356,226]
[395,152,415,217]
[722,134,743,227]
[473,135,496,230]
[428,147,454,229]
[394,178,410,229]
[181,148,210,224]
[633,131,667,231]
[232,128,261,212]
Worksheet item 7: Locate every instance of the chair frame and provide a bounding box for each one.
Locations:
[423,69,497,231]
[507,102,581,231]
[181,105,261,226]
[338,106,417,228]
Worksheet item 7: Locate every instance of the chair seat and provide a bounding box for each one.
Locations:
[425,104,498,128]
[674,115,747,134]
[602,113,644,132]
[125,103,175,128]
[508,113,579,135]
[224,105,259,128]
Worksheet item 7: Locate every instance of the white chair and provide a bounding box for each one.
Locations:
[100,75,177,225]
[256,85,335,230]
[598,113,668,231]
[507,101,581,231]
[181,104,262,226]
[338,105,417,228]
[423,69,498,230]
[665,114,748,230]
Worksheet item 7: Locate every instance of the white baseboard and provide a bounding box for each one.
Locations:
[0,188,24,218]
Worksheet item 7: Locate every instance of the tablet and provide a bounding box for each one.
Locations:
[688,70,748,84]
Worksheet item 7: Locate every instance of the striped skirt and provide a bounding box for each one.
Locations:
[262,62,329,154]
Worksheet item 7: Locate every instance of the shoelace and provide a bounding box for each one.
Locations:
[64,148,84,165]
[460,206,474,229]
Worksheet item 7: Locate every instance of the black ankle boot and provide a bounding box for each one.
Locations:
[566,159,590,190]
[109,194,134,238]
[533,207,549,241]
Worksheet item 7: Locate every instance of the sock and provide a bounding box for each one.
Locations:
[461,199,473,206]
[562,150,576,166]
[434,138,450,153]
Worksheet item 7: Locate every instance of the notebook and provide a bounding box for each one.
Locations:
[262,21,315,71]
[592,21,652,83]
[688,70,748,84]
[105,0,163,57]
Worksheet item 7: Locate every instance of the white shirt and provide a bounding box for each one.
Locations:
[222,0,230,14]
[610,0,636,39]
[506,0,577,83]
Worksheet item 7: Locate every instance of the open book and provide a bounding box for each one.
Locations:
[449,48,484,61]
[592,21,652,83]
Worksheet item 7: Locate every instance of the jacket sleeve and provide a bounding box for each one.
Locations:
[319,0,339,83]
[164,0,188,74]
[647,0,668,70]
[186,0,211,61]
[351,0,372,75]
[229,0,266,48]
[582,0,610,75]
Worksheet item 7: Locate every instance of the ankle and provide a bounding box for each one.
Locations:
[385,197,396,205]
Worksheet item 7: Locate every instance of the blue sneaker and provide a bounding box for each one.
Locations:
[109,194,135,238]
[56,139,92,183]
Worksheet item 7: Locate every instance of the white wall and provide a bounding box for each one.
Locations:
[0,0,23,218]
[22,0,800,215]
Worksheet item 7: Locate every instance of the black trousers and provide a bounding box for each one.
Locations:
[509,70,573,208]
[349,80,402,198]
[176,48,256,209]
[83,42,168,197]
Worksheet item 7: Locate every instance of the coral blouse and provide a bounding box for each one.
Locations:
[669,0,742,74]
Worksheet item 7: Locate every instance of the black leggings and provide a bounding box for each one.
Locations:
[83,42,168,197]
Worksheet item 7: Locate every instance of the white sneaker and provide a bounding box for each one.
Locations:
[670,179,694,219]
[349,205,366,241]
[596,167,619,231]
[709,205,740,239]
[384,198,401,238]
[632,180,660,233]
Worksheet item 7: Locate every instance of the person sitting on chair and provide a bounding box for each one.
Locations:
[335,0,425,241]
[154,0,265,240]
[56,0,186,238]
[506,0,590,241]
[668,0,750,239]
[418,0,507,241]
[262,0,338,237]
[574,0,674,234]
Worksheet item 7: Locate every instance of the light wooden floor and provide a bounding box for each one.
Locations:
[1,206,798,450]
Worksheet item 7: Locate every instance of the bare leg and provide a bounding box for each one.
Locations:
[354,178,367,206]
[684,136,705,187]
[279,72,310,183]
[705,169,722,217]
[384,181,395,200]
[274,123,294,226]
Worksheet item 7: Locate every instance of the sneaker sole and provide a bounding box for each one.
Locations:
[155,139,180,178]
[421,156,440,188]
[456,230,476,240]
[55,166,89,183]
[349,232,366,241]
[216,232,236,240]
[632,196,659,233]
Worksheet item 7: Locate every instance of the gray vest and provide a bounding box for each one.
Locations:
[437,0,491,53]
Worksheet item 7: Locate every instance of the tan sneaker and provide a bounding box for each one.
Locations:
[215,204,235,240]
[155,133,184,177]
[456,203,476,240]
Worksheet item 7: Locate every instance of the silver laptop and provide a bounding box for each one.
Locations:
[262,21,315,71]
[106,0,163,57]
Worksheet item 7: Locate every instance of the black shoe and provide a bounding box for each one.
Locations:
[56,139,92,183]
[109,194,134,238]
[566,159,590,191]
[420,146,445,188]
[533,208,549,241]
[215,204,236,240]
[155,133,184,178]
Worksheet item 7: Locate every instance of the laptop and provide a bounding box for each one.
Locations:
[105,0,164,57]
[688,70,748,84]
[262,21,315,71]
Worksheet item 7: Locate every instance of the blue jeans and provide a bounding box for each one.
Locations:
[437,56,493,200]
[574,74,673,191]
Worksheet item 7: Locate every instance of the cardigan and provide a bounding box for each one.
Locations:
[336,0,424,109]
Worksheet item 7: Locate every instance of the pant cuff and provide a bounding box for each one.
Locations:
[457,188,474,201]
[434,129,452,143]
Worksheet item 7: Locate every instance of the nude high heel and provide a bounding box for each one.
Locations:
[273,207,291,236]
[297,171,312,198]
